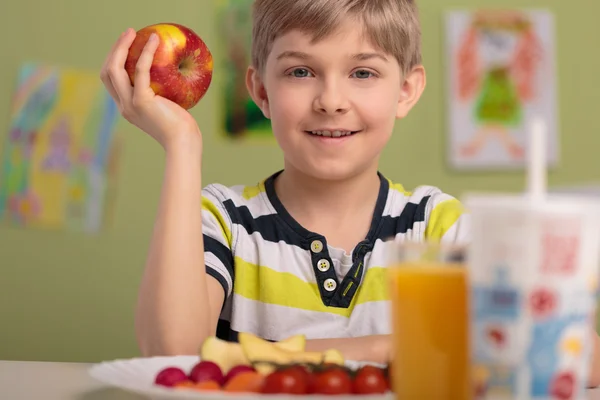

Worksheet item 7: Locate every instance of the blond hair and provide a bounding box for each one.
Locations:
[251,0,422,76]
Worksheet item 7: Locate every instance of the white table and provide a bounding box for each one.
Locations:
[2,360,600,399]
[0,361,144,400]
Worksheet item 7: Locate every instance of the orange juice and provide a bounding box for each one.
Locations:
[389,263,471,400]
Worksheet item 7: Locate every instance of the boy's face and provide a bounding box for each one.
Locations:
[247,18,425,181]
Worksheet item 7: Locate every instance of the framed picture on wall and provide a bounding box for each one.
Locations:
[0,63,121,233]
[215,0,274,142]
[445,9,559,170]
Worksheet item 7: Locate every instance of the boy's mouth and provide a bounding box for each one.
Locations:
[305,130,360,137]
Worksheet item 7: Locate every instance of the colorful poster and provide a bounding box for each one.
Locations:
[216,0,273,141]
[445,10,559,170]
[0,63,121,232]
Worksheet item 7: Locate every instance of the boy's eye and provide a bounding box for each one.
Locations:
[352,70,375,79]
[290,68,313,78]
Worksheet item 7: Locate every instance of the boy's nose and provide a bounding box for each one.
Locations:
[313,81,350,115]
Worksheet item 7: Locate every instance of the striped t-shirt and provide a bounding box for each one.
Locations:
[202,171,470,342]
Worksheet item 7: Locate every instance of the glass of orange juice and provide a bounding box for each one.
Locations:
[388,242,471,400]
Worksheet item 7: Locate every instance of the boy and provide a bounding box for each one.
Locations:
[100,0,600,385]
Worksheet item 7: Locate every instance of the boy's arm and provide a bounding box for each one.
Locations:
[135,142,225,356]
[99,29,226,356]
[305,335,391,364]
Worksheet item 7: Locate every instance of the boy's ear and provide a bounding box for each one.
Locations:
[246,65,271,119]
[396,65,426,119]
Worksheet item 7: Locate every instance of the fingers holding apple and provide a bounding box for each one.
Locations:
[130,32,160,108]
[99,31,124,104]
[99,23,213,148]
[100,29,135,110]
[106,28,136,109]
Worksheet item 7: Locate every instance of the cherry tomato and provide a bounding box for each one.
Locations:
[189,361,224,384]
[352,365,389,394]
[261,367,308,394]
[154,367,188,387]
[311,367,352,395]
[287,365,313,387]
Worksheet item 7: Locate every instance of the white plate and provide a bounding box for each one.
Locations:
[88,355,393,400]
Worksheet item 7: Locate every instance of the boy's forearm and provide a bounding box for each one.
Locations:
[305,335,391,365]
[135,138,215,356]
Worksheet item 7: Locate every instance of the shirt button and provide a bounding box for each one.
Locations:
[317,259,330,272]
[324,278,337,292]
[310,240,323,253]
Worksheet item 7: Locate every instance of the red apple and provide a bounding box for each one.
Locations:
[125,23,213,110]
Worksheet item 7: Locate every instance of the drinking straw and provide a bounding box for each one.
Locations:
[527,116,547,203]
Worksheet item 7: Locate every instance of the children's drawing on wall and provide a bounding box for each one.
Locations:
[0,63,121,233]
[217,0,273,141]
[445,10,559,170]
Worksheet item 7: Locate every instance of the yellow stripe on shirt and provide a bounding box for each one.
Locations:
[387,180,412,196]
[242,181,266,200]
[352,267,390,305]
[233,258,391,316]
[202,196,233,246]
[233,257,351,317]
[425,198,465,241]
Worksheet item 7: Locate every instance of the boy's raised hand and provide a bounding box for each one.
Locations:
[100,28,202,151]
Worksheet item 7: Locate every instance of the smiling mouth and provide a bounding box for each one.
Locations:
[305,130,360,137]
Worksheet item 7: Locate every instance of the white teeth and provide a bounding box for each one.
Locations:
[309,130,353,137]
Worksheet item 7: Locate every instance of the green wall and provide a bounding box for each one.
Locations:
[1,0,598,362]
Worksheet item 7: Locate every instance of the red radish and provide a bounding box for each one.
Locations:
[189,361,224,384]
[154,367,188,387]
[224,365,256,383]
